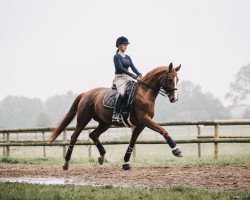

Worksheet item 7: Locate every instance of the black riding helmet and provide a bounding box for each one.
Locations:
[116,36,130,47]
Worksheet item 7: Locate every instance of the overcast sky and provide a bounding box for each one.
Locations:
[0,0,249,105]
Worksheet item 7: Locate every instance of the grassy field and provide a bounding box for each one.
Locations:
[0,155,250,166]
[4,143,250,162]
[0,182,249,200]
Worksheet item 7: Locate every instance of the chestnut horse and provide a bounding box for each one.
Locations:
[49,63,182,170]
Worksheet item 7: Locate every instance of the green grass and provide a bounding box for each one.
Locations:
[0,155,249,166]
[0,183,249,200]
[133,155,250,166]
[0,156,97,165]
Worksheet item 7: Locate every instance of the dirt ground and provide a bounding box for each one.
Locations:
[0,164,249,191]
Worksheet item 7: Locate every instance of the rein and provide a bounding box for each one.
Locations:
[135,73,177,97]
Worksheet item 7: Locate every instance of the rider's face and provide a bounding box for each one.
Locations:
[119,44,128,52]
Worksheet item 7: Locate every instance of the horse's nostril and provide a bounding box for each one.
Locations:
[170,97,178,103]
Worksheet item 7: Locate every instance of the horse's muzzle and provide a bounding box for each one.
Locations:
[170,97,178,103]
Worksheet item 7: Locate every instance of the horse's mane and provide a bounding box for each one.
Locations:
[141,66,168,81]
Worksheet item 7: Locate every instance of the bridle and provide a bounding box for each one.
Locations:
[136,71,178,97]
[161,72,178,96]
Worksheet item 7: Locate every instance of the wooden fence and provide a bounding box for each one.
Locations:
[0,119,250,159]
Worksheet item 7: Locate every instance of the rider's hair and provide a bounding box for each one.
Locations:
[116,48,119,53]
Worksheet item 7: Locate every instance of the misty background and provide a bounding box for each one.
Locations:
[0,0,250,128]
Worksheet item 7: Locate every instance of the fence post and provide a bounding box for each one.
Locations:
[3,133,6,156]
[6,132,10,156]
[197,125,202,157]
[88,145,92,158]
[214,124,220,159]
[42,132,46,158]
[131,128,136,159]
[63,130,67,158]
[87,130,92,159]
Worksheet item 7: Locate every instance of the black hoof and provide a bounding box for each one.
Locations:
[172,147,183,157]
[122,163,131,170]
[98,156,104,165]
[62,163,68,170]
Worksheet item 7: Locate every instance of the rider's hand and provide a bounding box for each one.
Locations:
[136,74,142,81]
[132,74,138,79]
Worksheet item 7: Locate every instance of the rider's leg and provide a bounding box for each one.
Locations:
[112,93,122,121]
[112,94,123,122]
[112,74,129,122]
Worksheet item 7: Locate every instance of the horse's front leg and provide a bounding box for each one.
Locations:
[122,126,145,170]
[143,116,182,157]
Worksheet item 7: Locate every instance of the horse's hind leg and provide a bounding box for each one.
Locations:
[63,118,91,170]
[89,123,110,165]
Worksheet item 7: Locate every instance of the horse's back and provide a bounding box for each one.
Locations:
[79,87,110,103]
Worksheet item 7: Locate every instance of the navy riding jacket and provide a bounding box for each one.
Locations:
[113,53,141,77]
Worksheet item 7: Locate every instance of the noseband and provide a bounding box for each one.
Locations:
[159,88,177,97]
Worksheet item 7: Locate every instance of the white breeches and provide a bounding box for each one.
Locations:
[114,74,130,97]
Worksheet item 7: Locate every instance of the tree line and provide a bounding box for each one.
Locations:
[0,91,76,128]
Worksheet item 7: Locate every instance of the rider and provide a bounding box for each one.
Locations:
[112,36,142,122]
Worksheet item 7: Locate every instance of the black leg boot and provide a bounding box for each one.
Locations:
[112,94,123,122]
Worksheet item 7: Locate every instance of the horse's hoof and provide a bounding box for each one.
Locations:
[62,163,68,170]
[175,152,183,157]
[98,156,104,165]
[122,162,131,170]
[172,147,183,157]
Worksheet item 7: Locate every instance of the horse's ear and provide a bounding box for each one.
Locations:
[169,62,173,71]
[175,64,181,71]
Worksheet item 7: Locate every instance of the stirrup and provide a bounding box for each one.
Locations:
[112,114,121,122]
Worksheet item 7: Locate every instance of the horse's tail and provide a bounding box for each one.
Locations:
[48,93,84,144]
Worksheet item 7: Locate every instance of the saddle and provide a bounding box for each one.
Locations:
[103,80,138,126]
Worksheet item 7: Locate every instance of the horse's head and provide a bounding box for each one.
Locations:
[160,62,181,103]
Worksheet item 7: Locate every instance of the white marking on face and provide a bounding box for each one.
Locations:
[173,76,178,101]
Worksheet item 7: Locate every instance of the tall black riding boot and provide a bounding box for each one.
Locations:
[112,94,123,122]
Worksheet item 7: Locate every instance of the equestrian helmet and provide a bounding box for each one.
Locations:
[116,36,130,47]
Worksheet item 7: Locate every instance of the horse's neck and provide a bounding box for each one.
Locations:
[139,73,162,100]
